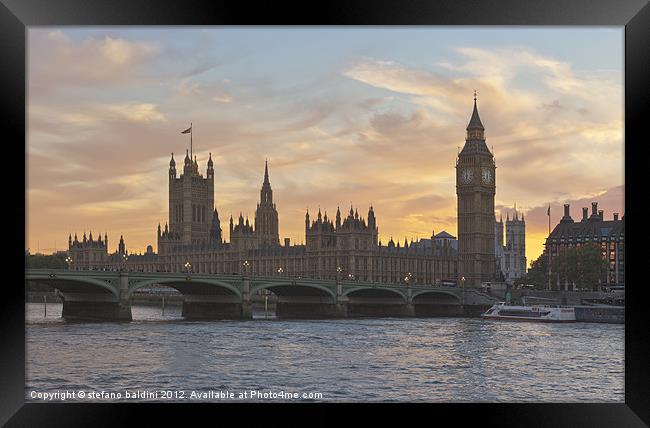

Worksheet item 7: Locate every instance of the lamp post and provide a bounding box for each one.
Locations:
[277,267,284,276]
[460,276,466,305]
[404,272,413,286]
[348,273,355,281]
[184,261,192,273]
[65,256,72,271]
[242,260,250,276]
[121,254,129,272]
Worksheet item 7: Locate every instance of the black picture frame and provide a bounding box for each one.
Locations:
[2,0,648,426]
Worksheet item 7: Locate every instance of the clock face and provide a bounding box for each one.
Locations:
[482,168,492,184]
[461,168,474,184]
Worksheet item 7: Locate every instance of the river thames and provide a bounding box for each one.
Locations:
[25,303,624,402]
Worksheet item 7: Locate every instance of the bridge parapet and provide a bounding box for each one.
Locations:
[25,269,490,321]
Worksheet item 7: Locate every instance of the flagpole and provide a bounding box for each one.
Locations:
[190,122,193,160]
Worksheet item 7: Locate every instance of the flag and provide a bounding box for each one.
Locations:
[547,204,550,216]
[181,125,192,134]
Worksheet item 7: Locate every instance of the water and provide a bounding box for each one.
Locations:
[25,303,624,402]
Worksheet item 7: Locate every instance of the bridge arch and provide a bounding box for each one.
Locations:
[343,285,408,302]
[127,277,242,298]
[411,289,462,304]
[25,274,119,298]
[251,281,337,300]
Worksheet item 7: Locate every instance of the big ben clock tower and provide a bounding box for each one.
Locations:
[456,93,496,287]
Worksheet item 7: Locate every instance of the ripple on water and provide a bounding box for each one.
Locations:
[25,304,624,402]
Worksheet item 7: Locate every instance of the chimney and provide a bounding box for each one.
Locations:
[582,207,588,221]
[284,238,290,247]
[591,202,598,216]
[564,204,570,217]
[598,210,603,219]
[614,213,619,221]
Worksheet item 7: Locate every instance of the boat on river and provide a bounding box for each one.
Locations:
[482,302,576,322]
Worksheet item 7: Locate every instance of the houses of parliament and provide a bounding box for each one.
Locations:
[67,98,525,287]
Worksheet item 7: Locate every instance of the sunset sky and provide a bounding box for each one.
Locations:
[26,27,624,266]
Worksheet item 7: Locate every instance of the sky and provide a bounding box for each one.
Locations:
[26,27,624,266]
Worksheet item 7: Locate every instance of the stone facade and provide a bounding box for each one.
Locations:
[66,100,518,285]
[545,202,625,288]
[495,209,526,283]
[68,157,460,283]
[456,96,496,286]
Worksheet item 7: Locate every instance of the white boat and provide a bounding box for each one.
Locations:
[482,302,576,322]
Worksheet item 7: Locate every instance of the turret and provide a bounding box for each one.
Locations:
[210,208,222,247]
[118,234,125,255]
[336,206,341,229]
[183,149,192,174]
[157,223,161,238]
[207,152,214,179]
[169,153,176,179]
[305,209,310,229]
[368,205,376,230]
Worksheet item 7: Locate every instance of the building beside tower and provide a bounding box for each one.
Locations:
[544,202,624,288]
[495,208,526,283]
[456,94,497,287]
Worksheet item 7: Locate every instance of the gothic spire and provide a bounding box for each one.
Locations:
[467,91,484,131]
[264,159,269,184]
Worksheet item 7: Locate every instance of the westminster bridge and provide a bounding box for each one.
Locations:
[25,269,498,321]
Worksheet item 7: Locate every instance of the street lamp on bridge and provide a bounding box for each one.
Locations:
[460,276,466,305]
[404,272,413,286]
[184,261,192,273]
[121,254,129,272]
[348,273,355,281]
[277,267,284,276]
[65,256,72,270]
[242,260,250,276]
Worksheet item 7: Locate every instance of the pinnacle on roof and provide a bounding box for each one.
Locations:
[263,159,269,184]
[466,91,484,131]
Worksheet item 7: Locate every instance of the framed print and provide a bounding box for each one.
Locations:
[2,0,648,426]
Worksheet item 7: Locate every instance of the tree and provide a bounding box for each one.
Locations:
[27,253,67,269]
[523,252,550,289]
[577,243,608,291]
[26,253,68,292]
[545,243,609,291]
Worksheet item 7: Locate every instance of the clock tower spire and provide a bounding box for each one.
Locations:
[456,92,496,287]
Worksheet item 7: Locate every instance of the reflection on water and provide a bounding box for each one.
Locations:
[25,303,624,402]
